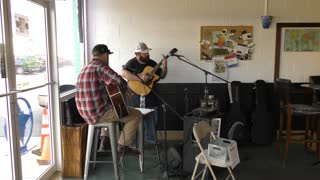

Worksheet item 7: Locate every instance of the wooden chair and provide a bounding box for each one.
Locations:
[309,76,320,106]
[310,76,320,85]
[192,121,235,180]
[275,78,320,164]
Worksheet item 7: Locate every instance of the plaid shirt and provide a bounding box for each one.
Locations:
[75,59,127,124]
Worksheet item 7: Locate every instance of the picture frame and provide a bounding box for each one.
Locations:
[284,28,320,52]
[274,23,320,80]
[211,118,221,137]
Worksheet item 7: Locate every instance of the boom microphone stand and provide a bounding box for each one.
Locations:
[174,55,229,113]
[134,76,184,180]
[174,54,229,83]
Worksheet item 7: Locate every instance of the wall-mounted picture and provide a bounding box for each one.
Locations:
[212,59,228,82]
[284,28,320,52]
[201,26,254,61]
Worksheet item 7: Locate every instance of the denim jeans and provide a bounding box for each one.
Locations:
[144,107,158,143]
[132,107,158,145]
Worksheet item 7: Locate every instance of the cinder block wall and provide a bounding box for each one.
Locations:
[87,0,320,83]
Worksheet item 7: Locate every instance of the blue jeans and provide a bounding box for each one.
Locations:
[132,107,158,145]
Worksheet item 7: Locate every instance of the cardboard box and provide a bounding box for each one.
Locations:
[61,123,88,178]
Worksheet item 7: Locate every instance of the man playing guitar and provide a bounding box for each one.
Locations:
[75,44,142,155]
[121,42,168,144]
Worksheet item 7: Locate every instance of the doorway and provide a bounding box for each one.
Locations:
[0,0,56,179]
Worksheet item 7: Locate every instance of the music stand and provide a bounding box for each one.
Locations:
[133,76,185,180]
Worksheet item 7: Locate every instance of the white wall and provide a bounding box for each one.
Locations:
[87,0,320,83]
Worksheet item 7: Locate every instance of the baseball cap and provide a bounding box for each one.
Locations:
[135,42,152,53]
[92,44,113,56]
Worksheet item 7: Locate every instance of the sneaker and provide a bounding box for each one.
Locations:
[118,145,140,156]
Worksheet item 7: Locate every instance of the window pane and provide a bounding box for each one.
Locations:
[56,0,83,87]
[12,0,48,89]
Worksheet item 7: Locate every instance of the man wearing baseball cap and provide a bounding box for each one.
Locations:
[121,42,168,144]
[76,44,142,155]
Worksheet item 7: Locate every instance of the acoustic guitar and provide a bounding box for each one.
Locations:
[105,85,129,119]
[128,58,165,96]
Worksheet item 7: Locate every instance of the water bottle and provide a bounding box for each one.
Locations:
[204,87,209,107]
[140,94,145,108]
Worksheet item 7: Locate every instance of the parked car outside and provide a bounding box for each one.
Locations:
[15,56,45,74]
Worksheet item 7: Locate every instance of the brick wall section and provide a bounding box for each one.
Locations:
[87,0,320,83]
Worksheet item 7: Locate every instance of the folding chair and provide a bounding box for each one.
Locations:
[192,121,236,180]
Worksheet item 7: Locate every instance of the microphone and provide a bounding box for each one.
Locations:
[164,48,178,58]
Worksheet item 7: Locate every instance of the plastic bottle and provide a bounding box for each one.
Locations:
[204,87,209,99]
[140,94,145,108]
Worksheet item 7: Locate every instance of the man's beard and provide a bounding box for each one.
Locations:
[140,55,149,62]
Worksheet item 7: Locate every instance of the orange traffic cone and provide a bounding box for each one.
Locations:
[40,108,49,152]
[37,136,51,165]
[32,108,49,156]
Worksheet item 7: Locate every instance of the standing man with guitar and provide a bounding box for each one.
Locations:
[121,42,168,144]
[76,44,142,155]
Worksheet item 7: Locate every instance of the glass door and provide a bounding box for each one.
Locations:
[0,0,55,179]
[0,27,14,180]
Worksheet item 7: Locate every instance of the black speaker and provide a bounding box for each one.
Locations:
[183,115,211,173]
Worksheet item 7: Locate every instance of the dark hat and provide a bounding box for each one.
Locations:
[92,44,113,56]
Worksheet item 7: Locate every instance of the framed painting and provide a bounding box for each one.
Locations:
[274,23,320,80]
[284,28,320,52]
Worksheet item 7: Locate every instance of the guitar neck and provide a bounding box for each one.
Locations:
[148,58,164,76]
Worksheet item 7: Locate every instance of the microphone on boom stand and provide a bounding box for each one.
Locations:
[128,48,185,180]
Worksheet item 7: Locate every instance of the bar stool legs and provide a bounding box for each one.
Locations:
[84,122,120,180]
[109,123,120,179]
[84,124,94,180]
